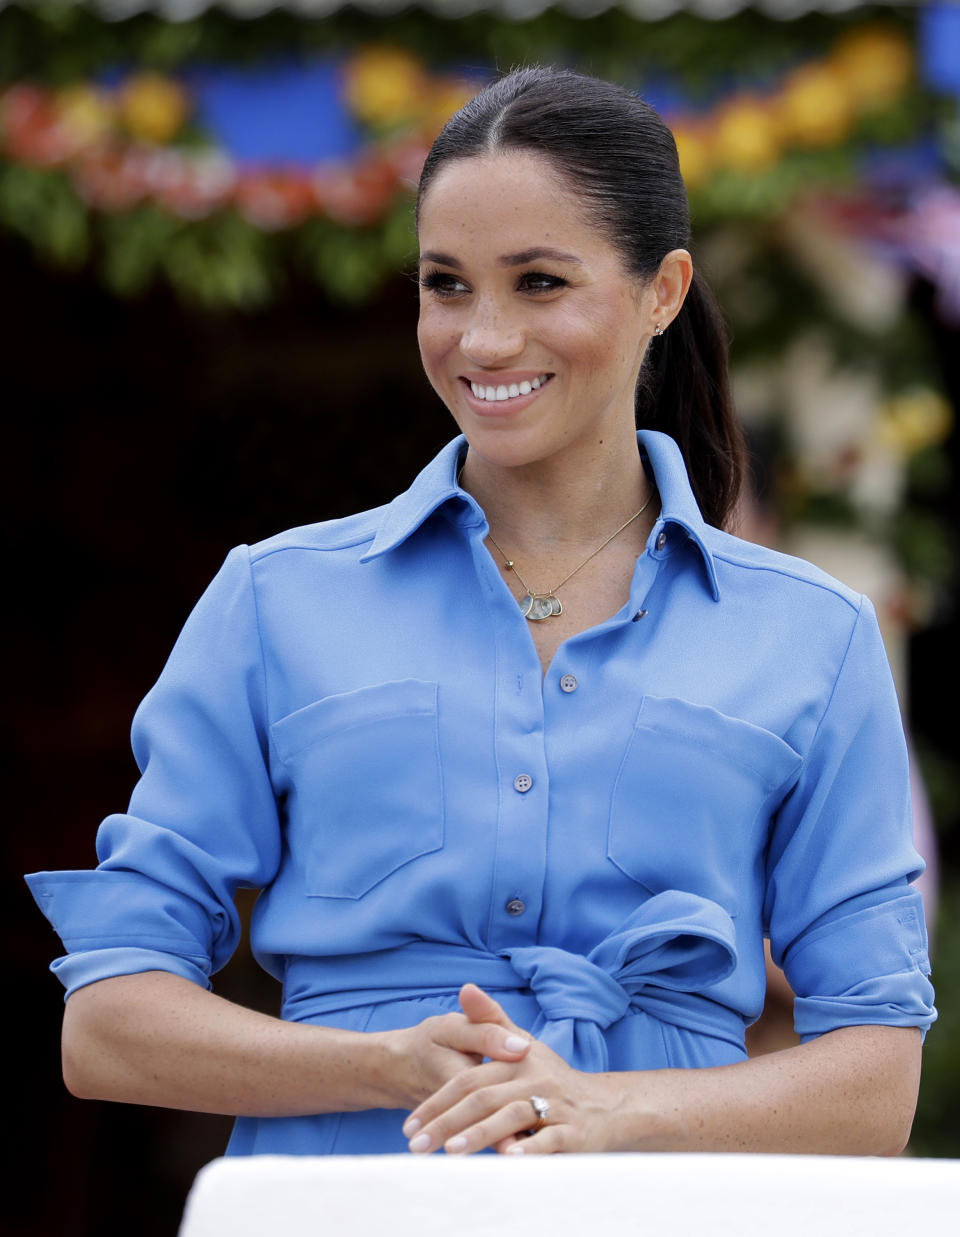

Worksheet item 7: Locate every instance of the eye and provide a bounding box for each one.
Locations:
[419,270,469,298]
[517,271,567,294]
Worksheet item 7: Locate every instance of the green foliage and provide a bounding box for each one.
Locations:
[912,877,960,1157]
[0,161,89,265]
[892,508,957,590]
[0,2,892,86]
[296,201,417,305]
[0,3,937,310]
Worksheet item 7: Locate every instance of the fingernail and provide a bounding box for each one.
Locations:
[445,1135,467,1153]
[409,1133,431,1153]
[403,1117,421,1137]
[506,1144,525,1155]
[504,1035,529,1053]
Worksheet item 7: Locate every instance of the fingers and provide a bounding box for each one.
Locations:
[504,1128,562,1155]
[406,1078,543,1155]
[403,1059,510,1144]
[458,982,518,1030]
[437,1010,530,1063]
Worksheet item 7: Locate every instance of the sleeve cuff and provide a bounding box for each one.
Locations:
[26,869,217,969]
[50,947,212,1000]
[783,890,936,1040]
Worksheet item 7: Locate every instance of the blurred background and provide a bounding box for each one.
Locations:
[5,1,958,1231]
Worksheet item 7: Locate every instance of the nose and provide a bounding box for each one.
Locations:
[459,297,524,367]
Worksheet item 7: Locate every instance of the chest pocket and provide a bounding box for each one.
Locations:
[271,679,444,899]
[607,695,802,918]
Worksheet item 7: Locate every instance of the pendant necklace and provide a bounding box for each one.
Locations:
[486,489,657,622]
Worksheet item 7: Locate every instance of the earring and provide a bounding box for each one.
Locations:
[653,324,664,337]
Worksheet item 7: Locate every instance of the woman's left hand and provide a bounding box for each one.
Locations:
[401,983,621,1155]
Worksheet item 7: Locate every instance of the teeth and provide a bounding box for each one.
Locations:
[469,374,550,401]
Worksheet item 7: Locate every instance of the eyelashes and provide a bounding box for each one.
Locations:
[419,270,468,297]
[418,269,568,298]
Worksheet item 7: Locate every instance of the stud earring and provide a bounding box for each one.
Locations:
[653,324,664,337]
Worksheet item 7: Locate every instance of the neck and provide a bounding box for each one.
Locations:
[460,432,654,556]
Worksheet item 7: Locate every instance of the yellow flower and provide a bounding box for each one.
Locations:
[117,73,190,144]
[671,120,713,190]
[344,47,430,130]
[420,80,479,138]
[55,83,115,146]
[830,25,914,114]
[712,97,780,173]
[777,63,854,148]
[877,390,953,456]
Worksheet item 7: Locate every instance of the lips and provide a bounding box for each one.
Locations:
[462,373,553,402]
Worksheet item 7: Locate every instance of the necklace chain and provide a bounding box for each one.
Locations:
[485,488,657,622]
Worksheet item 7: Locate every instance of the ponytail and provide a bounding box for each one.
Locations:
[638,269,746,530]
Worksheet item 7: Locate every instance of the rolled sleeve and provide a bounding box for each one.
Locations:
[764,596,936,1039]
[26,545,282,999]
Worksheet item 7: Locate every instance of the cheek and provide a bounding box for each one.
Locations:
[416,316,457,401]
[417,306,453,365]
[416,315,440,377]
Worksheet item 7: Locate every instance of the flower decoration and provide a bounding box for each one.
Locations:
[0,19,938,312]
[343,46,479,140]
[877,389,954,457]
[117,73,191,145]
[669,23,915,187]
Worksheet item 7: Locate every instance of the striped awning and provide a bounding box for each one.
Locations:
[0,0,922,23]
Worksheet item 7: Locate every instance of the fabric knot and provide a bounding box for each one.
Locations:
[507,945,630,1028]
[502,890,737,1072]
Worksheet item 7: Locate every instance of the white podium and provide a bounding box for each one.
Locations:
[179,1152,960,1237]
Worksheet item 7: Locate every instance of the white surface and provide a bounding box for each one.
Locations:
[179,1152,960,1237]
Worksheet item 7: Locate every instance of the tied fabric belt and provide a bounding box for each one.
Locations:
[282,892,740,1071]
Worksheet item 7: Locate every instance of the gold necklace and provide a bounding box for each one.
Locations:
[486,490,657,622]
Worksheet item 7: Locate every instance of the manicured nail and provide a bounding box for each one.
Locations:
[506,1144,525,1155]
[445,1136,467,1153]
[504,1035,529,1053]
[409,1133,431,1153]
[403,1117,421,1137]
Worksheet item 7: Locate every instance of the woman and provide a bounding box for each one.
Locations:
[28,67,934,1157]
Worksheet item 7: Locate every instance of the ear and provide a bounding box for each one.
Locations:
[650,248,694,332]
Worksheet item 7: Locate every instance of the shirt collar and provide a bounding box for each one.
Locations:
[638,429,721,601]
[361,430,721,601]
[360,437,478,562]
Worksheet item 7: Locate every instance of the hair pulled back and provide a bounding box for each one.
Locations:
[417,66,746,530]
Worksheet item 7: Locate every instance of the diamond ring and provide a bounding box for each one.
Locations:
[527,1094,550,1133]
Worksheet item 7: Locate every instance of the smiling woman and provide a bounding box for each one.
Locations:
[416,153,682,481]
[27,66,934,1162]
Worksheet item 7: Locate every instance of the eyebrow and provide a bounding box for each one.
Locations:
[418,247,583,268]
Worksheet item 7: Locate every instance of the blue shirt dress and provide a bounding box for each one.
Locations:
[27,431,936,1155]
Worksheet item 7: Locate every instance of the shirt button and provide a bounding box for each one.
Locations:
[513,773,533,793]
[656,531,668,551]
[559,674,578,693]
[505,898,526,916]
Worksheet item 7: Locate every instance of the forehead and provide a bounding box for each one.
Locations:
[417,150,610,259]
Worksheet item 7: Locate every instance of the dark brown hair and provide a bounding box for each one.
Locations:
[417,66,746,529]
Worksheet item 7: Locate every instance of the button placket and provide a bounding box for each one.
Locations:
[477,537,550,949]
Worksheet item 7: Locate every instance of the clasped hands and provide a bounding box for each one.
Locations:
[399,983,620,1156]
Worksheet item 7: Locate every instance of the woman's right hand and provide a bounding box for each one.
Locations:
[376,1008,532,1110]
[61,970,530,1118]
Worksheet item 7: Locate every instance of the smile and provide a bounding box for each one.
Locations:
[467,374,552,402]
